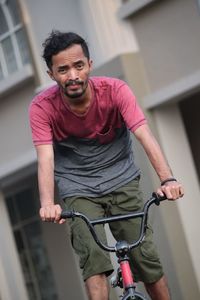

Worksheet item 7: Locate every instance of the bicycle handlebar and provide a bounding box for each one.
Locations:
[61,193,166,253]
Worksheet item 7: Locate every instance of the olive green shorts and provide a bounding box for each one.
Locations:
[63,177,164,283]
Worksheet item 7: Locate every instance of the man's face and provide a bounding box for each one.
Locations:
[48,44,92,100]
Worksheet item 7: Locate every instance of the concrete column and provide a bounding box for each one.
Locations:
[18,0,50,86]
[0,191,28,300]
[153,103,200,298]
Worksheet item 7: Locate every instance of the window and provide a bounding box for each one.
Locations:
[6,188,58,300]
[0,0,30,82]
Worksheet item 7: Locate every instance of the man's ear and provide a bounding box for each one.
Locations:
[47,70,55,81]
[89,59,93,71]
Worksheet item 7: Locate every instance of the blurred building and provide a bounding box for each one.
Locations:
[0,0,200,299]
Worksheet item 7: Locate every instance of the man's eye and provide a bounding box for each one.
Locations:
[59,69,67,73]
[76,64,84,70]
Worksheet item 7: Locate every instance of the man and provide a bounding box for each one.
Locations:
[29,30,184,300]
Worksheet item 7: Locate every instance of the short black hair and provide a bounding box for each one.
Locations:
[42,30,90,69]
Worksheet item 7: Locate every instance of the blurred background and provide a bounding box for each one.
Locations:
[0,0,200,299]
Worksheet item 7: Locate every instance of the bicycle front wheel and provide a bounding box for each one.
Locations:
[134,291,148,300]
[122,291,148,300]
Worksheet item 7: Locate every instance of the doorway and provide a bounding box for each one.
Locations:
[179,93,200,182]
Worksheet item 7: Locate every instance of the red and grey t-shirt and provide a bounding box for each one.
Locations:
[29,76,147,198]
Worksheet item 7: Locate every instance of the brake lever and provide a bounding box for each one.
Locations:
[152,192,167,206]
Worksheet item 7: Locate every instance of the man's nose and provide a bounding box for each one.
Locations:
[68,68,78,80]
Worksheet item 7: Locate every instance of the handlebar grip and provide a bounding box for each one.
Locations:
[152,192,167,206]
[60,210,74,219]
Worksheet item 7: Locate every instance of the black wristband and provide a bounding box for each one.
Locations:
[161,178,177,186]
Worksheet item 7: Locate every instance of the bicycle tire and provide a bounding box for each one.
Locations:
[134,291,148,300]
[122,296,147,300]
[121,291,148,300]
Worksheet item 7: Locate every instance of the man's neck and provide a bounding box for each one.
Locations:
[62,84,92,115]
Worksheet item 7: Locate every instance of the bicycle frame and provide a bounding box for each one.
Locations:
[61,193,166,300]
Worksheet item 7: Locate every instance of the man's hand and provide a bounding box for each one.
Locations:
[39,204,65,224]
[157,181,184,200]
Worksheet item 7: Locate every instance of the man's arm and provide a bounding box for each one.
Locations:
[36,144,64,223]
[133,124,184,200]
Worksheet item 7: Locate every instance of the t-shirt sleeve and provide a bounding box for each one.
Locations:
[115,82,147,132]
[29,102,53,146]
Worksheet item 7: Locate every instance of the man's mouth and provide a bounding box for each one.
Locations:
[69,84,80,89]
[62,80,87,98]
[66,80,83,88]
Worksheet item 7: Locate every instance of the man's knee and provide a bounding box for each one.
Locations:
[85,274,109,300]
[144,275,171,300]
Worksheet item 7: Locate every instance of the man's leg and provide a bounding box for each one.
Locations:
[145,275,171,300]
[85,274,109,300]
[63,196,113,300]
[109,179,169,299]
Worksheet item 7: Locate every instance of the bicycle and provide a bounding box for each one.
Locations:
[61,192,166,300]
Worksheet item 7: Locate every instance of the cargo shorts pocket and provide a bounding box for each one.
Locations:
[139,226,159,262]
[70,229,89,269]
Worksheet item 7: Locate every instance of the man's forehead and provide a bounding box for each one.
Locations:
[52,45,86,64]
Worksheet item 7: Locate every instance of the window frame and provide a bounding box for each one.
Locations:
[5,185,59,300]
[0,0,33,93]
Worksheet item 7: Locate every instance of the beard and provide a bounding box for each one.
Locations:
[62,79,88,99]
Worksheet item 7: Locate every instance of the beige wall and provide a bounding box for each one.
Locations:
[0,192,29,300]
[0,81,36,181]
[129,0,200,92]
[153,103,200,298]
